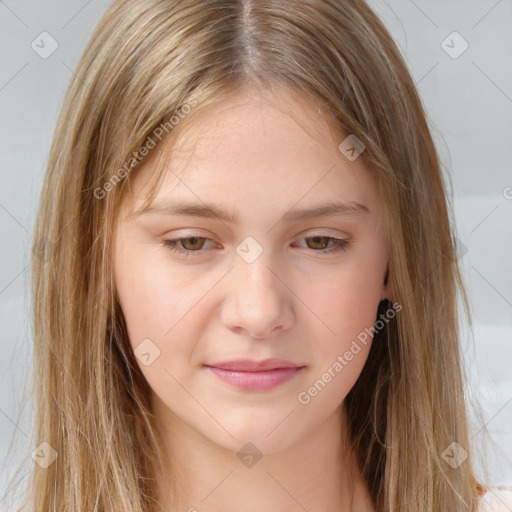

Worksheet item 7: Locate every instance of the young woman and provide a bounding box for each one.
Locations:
[12,0,512,510]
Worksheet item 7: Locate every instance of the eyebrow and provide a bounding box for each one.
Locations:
[138,199,370,223]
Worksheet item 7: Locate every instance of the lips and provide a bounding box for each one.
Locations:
[204,358,306,391]
[205,358,304,372]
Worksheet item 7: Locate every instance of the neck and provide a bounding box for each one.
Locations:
[151,397,375,512]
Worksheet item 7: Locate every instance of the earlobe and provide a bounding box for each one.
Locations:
[381,265,393,302]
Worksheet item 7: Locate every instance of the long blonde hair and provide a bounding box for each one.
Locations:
[7,0,490,510]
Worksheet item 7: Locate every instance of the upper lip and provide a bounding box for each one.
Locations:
[205,358,305,371]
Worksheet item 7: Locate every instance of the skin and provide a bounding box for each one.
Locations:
[113,86,391,511]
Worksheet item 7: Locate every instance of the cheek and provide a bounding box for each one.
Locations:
[113,244,215,375]
[295,269,381,413]
[299,249,385,399]
[310,258,384,340]
[115,260,171,341]
[114,243,182,348]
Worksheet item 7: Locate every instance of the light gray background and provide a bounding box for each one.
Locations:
[1,0,511,507]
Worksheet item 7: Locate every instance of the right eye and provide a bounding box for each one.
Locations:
[162,236,216,257]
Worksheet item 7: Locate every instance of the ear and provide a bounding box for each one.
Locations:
[380,263,394,302]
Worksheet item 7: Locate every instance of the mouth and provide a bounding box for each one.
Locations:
[204,358,306,391]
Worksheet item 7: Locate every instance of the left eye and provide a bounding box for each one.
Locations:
[294,235,349,253]
[162,235,349,257]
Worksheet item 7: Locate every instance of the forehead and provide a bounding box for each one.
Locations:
[121,87,380,223]
[170,87,343,158]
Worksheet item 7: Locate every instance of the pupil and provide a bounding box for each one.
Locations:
[311,236,326,248]
[185,237,202,249]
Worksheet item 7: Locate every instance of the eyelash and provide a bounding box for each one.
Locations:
[162,234,349,258]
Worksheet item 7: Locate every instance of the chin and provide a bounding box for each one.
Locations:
[201,416,301,456]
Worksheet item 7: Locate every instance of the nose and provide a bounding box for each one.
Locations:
[220,249,295,340]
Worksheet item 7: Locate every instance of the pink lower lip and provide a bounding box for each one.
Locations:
[206,366,304,391]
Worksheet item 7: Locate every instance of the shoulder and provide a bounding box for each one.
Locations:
[477,485,512,512]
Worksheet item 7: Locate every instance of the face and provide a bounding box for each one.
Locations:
[113,87,391,454]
